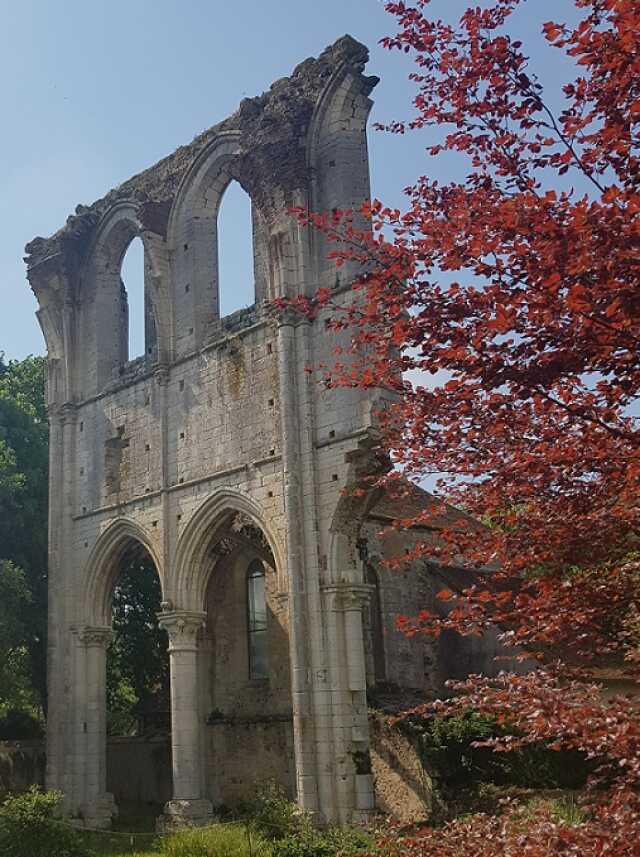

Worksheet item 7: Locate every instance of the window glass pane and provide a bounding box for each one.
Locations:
[249,629,268,680]
[247,559,268,679]
[248,573,267,632]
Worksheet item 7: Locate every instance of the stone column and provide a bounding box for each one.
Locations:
[158,610,213,828]
[77,626,117,829]
[322,583,375,822]
[45,407,64,795]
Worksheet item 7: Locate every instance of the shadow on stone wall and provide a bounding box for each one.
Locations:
[369,713,433,825]
[0,738,172,808]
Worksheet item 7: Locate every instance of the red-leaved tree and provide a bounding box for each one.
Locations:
[285,0,640,850]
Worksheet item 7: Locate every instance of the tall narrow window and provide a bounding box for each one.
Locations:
[247,558,268,679]
[120,237,146,359]
[217,181,255,317]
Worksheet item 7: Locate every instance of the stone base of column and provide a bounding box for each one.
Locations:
[157,798,214,832]
[78,792,118,829]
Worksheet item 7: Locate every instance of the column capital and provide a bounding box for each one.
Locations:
[77,626,112,648]
[59,401,78,424]
[322,583,373,612]
[157,610,206,649]
[154,364,170,386]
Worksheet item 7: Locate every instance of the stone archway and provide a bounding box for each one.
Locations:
[72,521,166,828]
[200,512,294,807]
[157,495,290,826]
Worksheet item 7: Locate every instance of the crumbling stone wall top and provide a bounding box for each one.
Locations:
[25,34,378,271]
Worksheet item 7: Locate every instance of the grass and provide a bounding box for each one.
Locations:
[80,821,272,857]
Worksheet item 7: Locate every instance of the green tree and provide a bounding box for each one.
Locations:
[0,560,33,714]
[0,354,48,714]
[107,547,169,735]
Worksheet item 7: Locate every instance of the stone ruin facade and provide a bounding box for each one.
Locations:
[26,36,498,829]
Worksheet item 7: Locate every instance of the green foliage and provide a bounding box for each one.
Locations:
[0,356,48,713]
[247,782,370,857]
[162,824,271,857]
[247,781,309,841]
[0,787,94,857]
[107,548,169,736]
[0,708,44,740]
[0,561,30,653]
[0,560,33,712]
[273,826,370,857]
[413,711,591,794]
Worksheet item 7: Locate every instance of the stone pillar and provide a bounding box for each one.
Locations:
[77,626,117,829]
[158,611,213,828]
[322,583,375,822]
[341,587,375,818]
[45,408,64,795]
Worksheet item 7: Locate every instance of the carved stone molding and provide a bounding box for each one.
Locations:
[154,364,170,386]
[157,610,206,650]
[77,626,112,648]
[322,583,373,613]
[59,401,77,425]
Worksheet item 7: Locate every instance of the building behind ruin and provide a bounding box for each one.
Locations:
[26,36,495,829]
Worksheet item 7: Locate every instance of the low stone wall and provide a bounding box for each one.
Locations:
[0,737,172,807]
[106,737,172,807]
[2,727,431,824]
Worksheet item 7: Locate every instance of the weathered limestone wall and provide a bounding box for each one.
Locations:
[27,30,503,831]
[208,721,295,807]
[369,715,432,825]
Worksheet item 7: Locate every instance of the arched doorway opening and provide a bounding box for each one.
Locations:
[106,542,169,737]
[200,511,294,807]
[104,539,170,825]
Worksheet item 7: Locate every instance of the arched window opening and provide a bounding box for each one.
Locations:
[247,558,268,679]
[120,237,148,361]
[106,543,169,736]
[217,181,255,317]
[366,564,386,684]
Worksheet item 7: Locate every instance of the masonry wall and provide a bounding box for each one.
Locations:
[0,739,172,808]
[27,35,476,827]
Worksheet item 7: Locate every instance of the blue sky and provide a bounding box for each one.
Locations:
[0,0,579,361]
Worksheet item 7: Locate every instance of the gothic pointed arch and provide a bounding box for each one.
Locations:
[172,488,285,611]
[79,202,164,394]
[82,517,164,627]
[167,132,265,354]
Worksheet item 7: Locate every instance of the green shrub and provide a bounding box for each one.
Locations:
[0,708,44,739]
[412,710,591,792]
[273,826,371,857]
[245,782,370,857]
[246,781,309,840]
[162,823,270,857]
[0,787,94,857]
